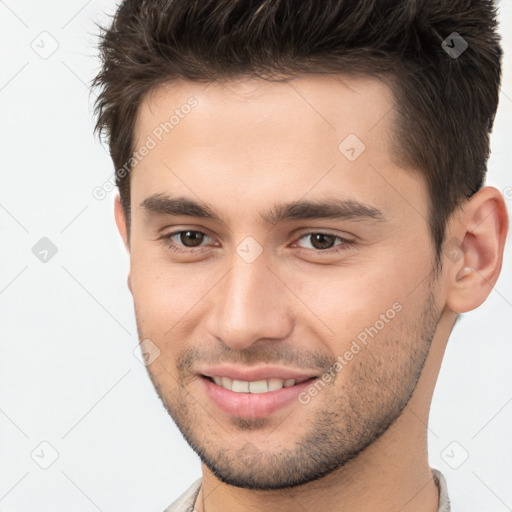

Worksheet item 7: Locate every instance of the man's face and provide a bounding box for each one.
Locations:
[123,75,444,489]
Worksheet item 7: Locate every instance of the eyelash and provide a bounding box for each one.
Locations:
[159,230,356,255]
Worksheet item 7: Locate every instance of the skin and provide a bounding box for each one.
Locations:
[114,75,508,512]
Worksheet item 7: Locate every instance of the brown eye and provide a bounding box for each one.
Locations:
[294,232,355,254]
[177,230,206,247]
[308,233,337,250]
[160,230,212,253]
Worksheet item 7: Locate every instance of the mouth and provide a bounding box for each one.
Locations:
[202,375,314,393]
[199,373,319,418]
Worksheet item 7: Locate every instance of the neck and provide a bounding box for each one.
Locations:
[196,418,438,512]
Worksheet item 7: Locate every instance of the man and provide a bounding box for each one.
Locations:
[92,1,508,510]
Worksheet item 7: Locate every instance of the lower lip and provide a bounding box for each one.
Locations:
[200,376,317,418]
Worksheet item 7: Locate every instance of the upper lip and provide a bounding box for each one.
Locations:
[198,365,319,382]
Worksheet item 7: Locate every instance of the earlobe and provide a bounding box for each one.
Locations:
[445,187,508,313]
[114,194,130,253]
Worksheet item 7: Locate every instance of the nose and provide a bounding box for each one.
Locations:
[205,251,294,351]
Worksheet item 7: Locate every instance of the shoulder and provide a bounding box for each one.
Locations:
[162,478,202,512]
[432,468,451,512]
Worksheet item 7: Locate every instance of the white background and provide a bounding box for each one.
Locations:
[0,1,510,511]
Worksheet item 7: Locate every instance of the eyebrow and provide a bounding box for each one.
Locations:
[139,193,385,225]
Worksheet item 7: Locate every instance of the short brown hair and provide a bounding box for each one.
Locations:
[92,0,502,258]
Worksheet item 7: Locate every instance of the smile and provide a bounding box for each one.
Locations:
[200,374,318,418]
[206,376,312,393]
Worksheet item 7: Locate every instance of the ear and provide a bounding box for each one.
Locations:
[445,186,509,313]
[114,194,130,253]
[114,194,133,293]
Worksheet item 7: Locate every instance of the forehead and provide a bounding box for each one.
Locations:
[129,74,425,226]
[134,74,397,152]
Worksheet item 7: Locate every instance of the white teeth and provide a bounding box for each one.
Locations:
[268,378,284,391]
[221,376,233,390]
[232,379,249,392]
[248,380,268,393]
[210,376,299,393]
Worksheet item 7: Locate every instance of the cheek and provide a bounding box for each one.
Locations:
[133,271,203,313]
[289,255,426,348]
[130,235,430,342]
[297,281,397,354]
[130,240,203,292]
[129,248,221,348]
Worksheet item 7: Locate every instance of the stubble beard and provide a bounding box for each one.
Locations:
[140,287,440,490]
